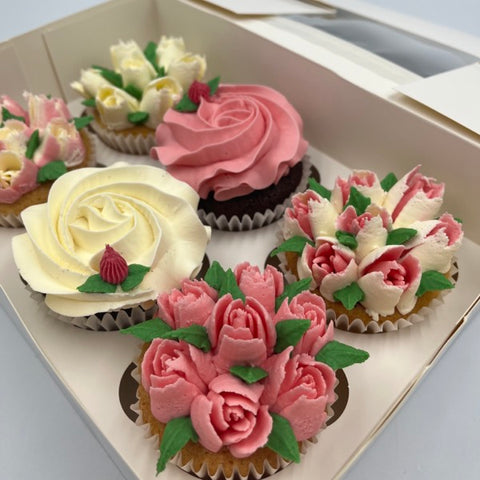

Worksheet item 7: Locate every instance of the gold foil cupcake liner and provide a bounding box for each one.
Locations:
[89,116,155,155]
[198,159,312,232]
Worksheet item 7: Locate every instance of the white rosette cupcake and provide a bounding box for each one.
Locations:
[122,261,369,478]
[0,93,95,227]
[11,162,210,330]
[273,167,463,333]
[72,37,206,155]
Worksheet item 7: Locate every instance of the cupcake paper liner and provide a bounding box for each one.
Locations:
[89,115,155,155]
[28,288,157,331]
[0,213,24,228]
[198,159,312,232]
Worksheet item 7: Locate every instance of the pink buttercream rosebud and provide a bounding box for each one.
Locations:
[298,239,358,301]
[0,95,28,122]
[358,245,421,318]
[274,291,333,357]
[207,295,276,373]
[284,190,323,239]
[187,80,211,104]
[261,349,335,441]
[25,92,71,130]
[142,339,216,423]
[99,244,128,284]
[234,262,283,314]
[190,374,272,458]
[157,278,218,329]
[0,151,38,204]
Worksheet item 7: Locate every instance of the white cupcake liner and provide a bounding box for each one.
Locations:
[28,288,157,331]
[198,158,312,232]
[89,114,155,155]
[0,130,97,229]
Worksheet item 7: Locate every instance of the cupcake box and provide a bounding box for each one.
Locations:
[1,0,480,479]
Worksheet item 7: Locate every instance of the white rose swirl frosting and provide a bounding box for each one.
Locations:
[12,163,210,317]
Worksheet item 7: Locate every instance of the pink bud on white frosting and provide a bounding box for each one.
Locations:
[357,245,421,319]
[190,374,272,458]
[99,244,128,284]
[32,119,85,167]
[384,165,444,228]
[297,238,358,301]
[25,92,70,131]
[0,150,38,203]
[407,214,463,273]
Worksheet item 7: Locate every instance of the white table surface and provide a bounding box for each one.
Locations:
[1,1,480,479]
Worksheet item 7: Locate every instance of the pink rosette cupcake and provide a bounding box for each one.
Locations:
[151,78,310,231]
[123,261,368,479]
[0,92,95,227]
[273,166,463,333]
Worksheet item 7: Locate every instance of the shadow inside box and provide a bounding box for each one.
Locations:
[118,362,349,427]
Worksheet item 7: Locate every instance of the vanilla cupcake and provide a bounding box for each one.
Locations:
[123,261,368,478]
[71,37,206,155]
[0,92,94,227]
[11,163,210,330]
[273,166,463,333]
[151,81,310,231]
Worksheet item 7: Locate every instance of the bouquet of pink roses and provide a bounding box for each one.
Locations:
[123,261,368,478]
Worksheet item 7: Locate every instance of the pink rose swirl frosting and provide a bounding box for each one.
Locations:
[152,84,308,201]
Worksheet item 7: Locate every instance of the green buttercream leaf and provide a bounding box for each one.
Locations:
[127,111,149,125]
[120,264,150,292]
[344,186,371,215]
[92,64,123,88]
[73,115,93,129]
[275,278,312,311]
[218,268,245,302]
[380,172,398,192]
[207,76,221,95]
[120,317,172,341]
[416,270,454,297]
[333,282,365,310]
[335,230,358,249]
[174,94,198,112]
[454,217,463,224]
[2,106,25,123]
[230,365,268,384]
[157,417,198,474]
[144,41,164,76]
[386,228,418,245]
[315,340,369,370]
[308,177,331,200]
[25,129,40,159]
[270,236,314,257]
[77,274,117,293]
[274,319,310,354]
[161,324,211,352]
[81,98,96,108]
[124,84,143,101]
[37,160,67,183]
[266,413,300,463]
[204,260,227,291]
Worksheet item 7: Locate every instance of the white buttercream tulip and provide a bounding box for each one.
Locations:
[156,36,186,71]
[95,86,139,130]
[309,197,338,238]
[0,120,31,155]
[139,76,183,129]
[71,69,110,98]
[168,54,207,91]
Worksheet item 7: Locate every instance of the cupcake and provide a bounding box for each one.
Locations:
[151,80,309,231]
[0,92,94,227]
[11,162,211,330]
[71,37,206,155]
[272,166,463,333]
[122,261,369,478]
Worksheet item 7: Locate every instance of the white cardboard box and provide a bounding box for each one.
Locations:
[1,1,479,479]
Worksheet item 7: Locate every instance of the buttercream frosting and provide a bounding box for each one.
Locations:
[152,83,308,201]
[12,163,211,316]
[280,166,463,321]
